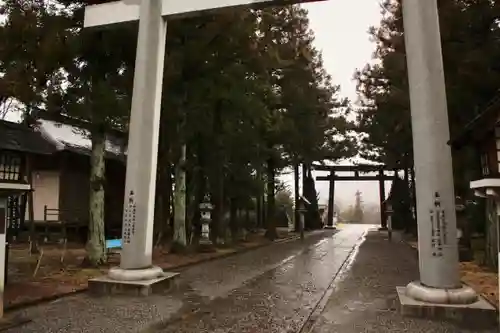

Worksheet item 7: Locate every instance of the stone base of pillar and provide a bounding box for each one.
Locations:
[406,282,478,304]
[108,266,164,281]
[378,226,388,231]
[88,266,179,296]
[324,225,336,230]
[396,284,497,328]
[406,281,477,304]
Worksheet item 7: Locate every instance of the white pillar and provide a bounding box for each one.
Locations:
[108,0,166,281]
[402,0,476,303]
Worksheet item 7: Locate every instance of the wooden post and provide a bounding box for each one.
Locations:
[26,155,38,254]
[326,172,335,228]
[256,194,262,228]
[379,169,387,229]
[302,163,307,197]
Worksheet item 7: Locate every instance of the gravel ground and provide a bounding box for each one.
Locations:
[309,231,499,333]
[7,226,489,333]
[4,229,340,333]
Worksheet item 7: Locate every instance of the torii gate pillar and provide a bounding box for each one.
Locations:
[396,0,495,319]
[84,0,326,294]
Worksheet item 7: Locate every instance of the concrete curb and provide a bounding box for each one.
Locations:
[5,229,330,313]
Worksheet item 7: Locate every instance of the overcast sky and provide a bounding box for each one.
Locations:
[285,0,389,207]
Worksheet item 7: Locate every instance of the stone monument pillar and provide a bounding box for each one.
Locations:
[401,0,476,303]
[107,0,167,282]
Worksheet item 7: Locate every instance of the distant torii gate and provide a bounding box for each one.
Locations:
[313,164,413,229]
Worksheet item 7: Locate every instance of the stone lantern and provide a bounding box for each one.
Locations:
[198,195,214,251]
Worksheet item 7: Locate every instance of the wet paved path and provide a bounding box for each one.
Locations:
[6,226,369,333]
[309,231,498,333]
[8,225,493,333]
[151,224,370,333]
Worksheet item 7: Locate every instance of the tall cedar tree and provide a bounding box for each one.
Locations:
[1,1,355,256]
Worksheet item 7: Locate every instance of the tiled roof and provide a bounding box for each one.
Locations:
[0,120,56,155]
[35,119,127,161]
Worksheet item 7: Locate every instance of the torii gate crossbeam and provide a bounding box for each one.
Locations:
[84,0,325,28]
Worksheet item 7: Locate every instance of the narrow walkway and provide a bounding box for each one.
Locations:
[6,227,358,333]
[309,231,498,333]
[152,224,369,333]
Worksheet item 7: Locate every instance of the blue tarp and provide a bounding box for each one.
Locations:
[106,239,122,249]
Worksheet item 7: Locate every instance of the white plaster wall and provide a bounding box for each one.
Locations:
[25,171,60,221]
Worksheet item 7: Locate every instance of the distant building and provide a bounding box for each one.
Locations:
[0,117,127,237]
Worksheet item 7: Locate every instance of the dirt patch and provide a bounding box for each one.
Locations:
[460,262,498,307]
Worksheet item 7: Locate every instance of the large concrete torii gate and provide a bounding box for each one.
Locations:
[84,0,480,310]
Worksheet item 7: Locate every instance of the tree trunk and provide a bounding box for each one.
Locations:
[229,196,238,241]
[185,167,194,243]
[210,179,223,245]
[256,166,264,229]
[245,208,250,230]
[265,157,277,240]
[26,155,39,254]
[172,144,187,252]
[85,130,107,266]
[210,104,224,244]
[302,163,307,198]
[256,195,262,229]
[154,157,172,246]
[293,163,300,232]
[191,168,206,246]
[154,118,172,246]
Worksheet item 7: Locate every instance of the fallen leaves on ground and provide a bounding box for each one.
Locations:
[460,261,498,307]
